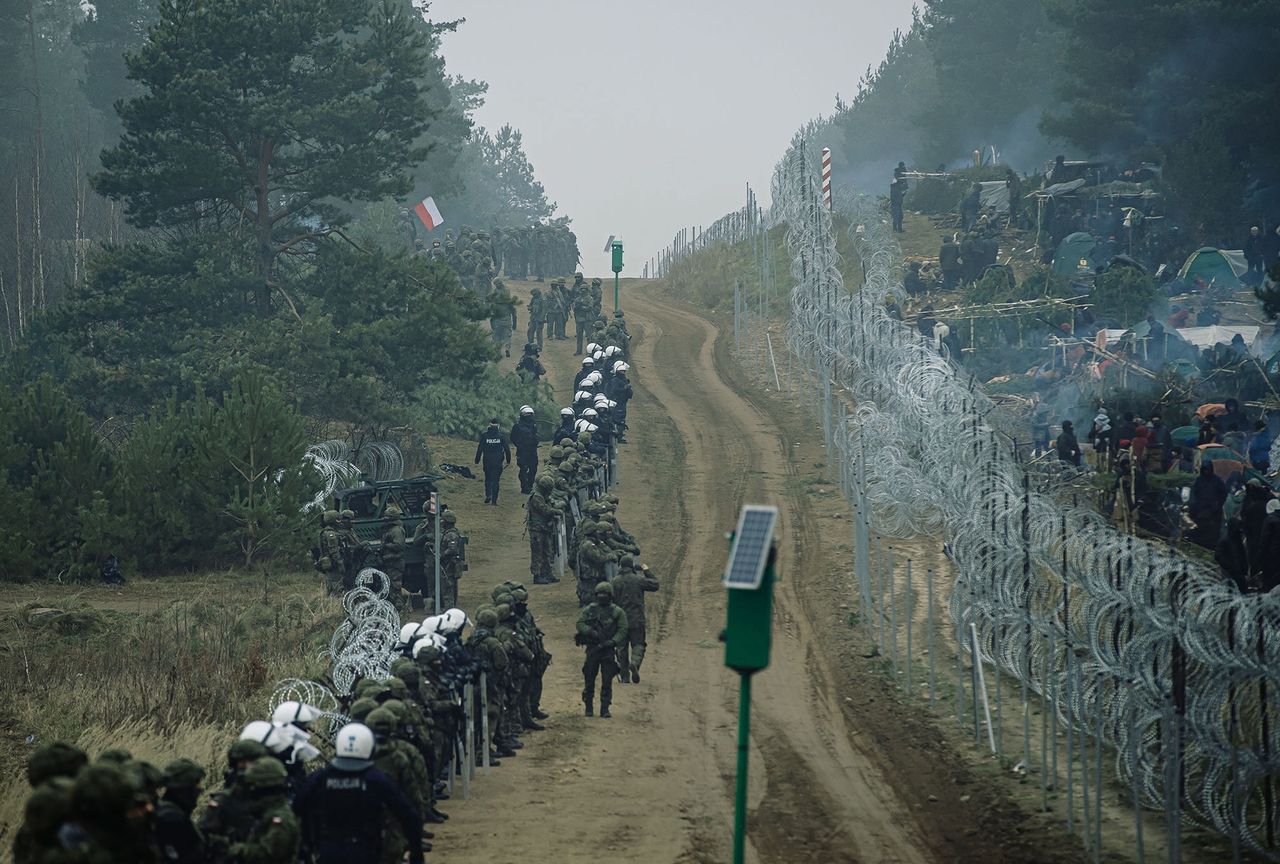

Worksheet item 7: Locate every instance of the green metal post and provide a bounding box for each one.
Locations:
[733,671,753,864]
[614,273,620,313]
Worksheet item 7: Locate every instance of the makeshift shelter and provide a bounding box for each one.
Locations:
[1177,325,1258,352]
[1178,247,1246,290]
[1052,232,1098,276]
[978,181,1010,213]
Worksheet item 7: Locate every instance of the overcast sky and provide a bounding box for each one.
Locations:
[429,0,917,276]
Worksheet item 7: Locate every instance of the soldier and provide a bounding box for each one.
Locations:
[466,608,512,760]
[154,758,206,863]
[493,598,534,749]
[556,279,573,339]
[526,287,546,347]
[54,761,158,863]
[575,582,628,717]
[590,277,603,321]
[336,509,364,590]
[366,708,425,862]
[474,417,511,505]
[438,510,465,608]
[489,278,518,357]
[527,474,559,584]
[294,723,424,864]
[611,556,659,683]
[409,501,436,607]
[198,740,267,861]
[379,505,406,611]
[13,742,87,863]
[576,522,618,606]
[510,586,551,724]
[509,405,541,494]
[516,342,546,383]
[317,510,344,596]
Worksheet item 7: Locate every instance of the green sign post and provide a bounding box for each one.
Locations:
[720,505,778,864]
[611,239,623,312]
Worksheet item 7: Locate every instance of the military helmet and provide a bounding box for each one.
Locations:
[549,446,565,459]
[442,510,457,524]
[591,278,602,286]
[476,608,498,629]
[348,697,379,723]
[575,271,584,279]
[557,461,574,475]
[594,581,613,597]
[339,509,355,522]
[162,758,205,790]
[578,431,593,444]
[490,585,507,602]
[322,509,339,526]
[227,739,269,766]
[536,474,555,490]
[71,763,136,821]
[389,656,416,678]
[27,742,89,788]
[365,707,398,737]
[242,757,288,792]
[384,677,409,700]
[511,586,529,603]
[383,505,402,519]
[413,642,442,663]
[531,287,541,294]
[495,602,512,620]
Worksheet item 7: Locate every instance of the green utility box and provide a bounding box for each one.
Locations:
[611,240,624,274]
[724,548,776,672]
[721,504,778,673]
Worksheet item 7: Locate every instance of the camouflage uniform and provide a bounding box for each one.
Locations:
[438,512,464,609]
[198,740,268,863]
[379,507,406,610]
[228,759,300,864]
[466,609,510,760]
[527,288,546,347]
[317,510,344,595]
[611,557,660,682]
[366,708,425,863]
[575,583,629,716]
[576,523,618,606]
[489,280,518,357]
[527,476,559,584]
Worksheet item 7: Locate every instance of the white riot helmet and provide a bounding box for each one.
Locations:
[604,346,621,358]
[271,701,320,727]
[574,390,593,403]
[519,405,534,416]
[613,361,629,374]
[439,607,469,635]
[575,419,598,433]
[583,408,598,419]
[560,407,574,417]
[581,357,594,367]
[399,621,426,645]
[592,350,604,362]
[412,631,448,658]
[332,723,376,771]
[240,720,290,755]
[595,397,616,410]
[586,372,603,385]
[586,342,601,354]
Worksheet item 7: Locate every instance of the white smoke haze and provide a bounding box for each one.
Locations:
[430,0,916,275]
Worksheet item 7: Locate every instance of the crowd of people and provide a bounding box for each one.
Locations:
[1044,397,1280,595]
[13,276,655,863]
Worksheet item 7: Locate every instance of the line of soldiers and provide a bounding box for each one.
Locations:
[501,221,580,282]
[525,272,604,353]
[315,505,467,612]
[414,225,498,299]
[13,585,553,864]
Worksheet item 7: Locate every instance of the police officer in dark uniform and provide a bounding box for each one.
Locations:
[293,723,424,864]
[509,405,541,494]
[474,418,512,505]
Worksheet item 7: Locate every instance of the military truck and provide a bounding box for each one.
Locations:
[332,474,458,594]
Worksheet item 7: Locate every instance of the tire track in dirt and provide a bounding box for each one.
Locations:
[626,284,934,864]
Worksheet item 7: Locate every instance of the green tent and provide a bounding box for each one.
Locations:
[1051,232,1097,276]
[1178,247,1245,290]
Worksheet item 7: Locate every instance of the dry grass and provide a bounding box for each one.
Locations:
[0,568,343,854]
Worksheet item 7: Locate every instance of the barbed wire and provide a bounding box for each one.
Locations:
[770,140,1280,858]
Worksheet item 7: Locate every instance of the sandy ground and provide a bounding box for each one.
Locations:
[422,279,1100,864]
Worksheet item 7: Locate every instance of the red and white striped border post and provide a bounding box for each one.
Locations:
[821,148,832,211]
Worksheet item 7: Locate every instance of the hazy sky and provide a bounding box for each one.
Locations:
[429,0,917,276]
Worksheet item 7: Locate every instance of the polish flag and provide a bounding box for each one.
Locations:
[413,196,444,231]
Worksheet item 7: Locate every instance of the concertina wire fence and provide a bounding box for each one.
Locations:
[666,130,1280,859]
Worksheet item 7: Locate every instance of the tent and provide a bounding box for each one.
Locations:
[1052,232,1098,276]
[1178,247,1246,290]
[1176,325,1258,351]
[978,181,1010,213]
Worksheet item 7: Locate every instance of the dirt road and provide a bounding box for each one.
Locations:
[429,280,1092,864]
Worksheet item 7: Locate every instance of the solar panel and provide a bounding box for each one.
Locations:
[723,505,778,590]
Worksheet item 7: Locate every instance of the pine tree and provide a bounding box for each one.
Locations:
[92,0,434,316]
